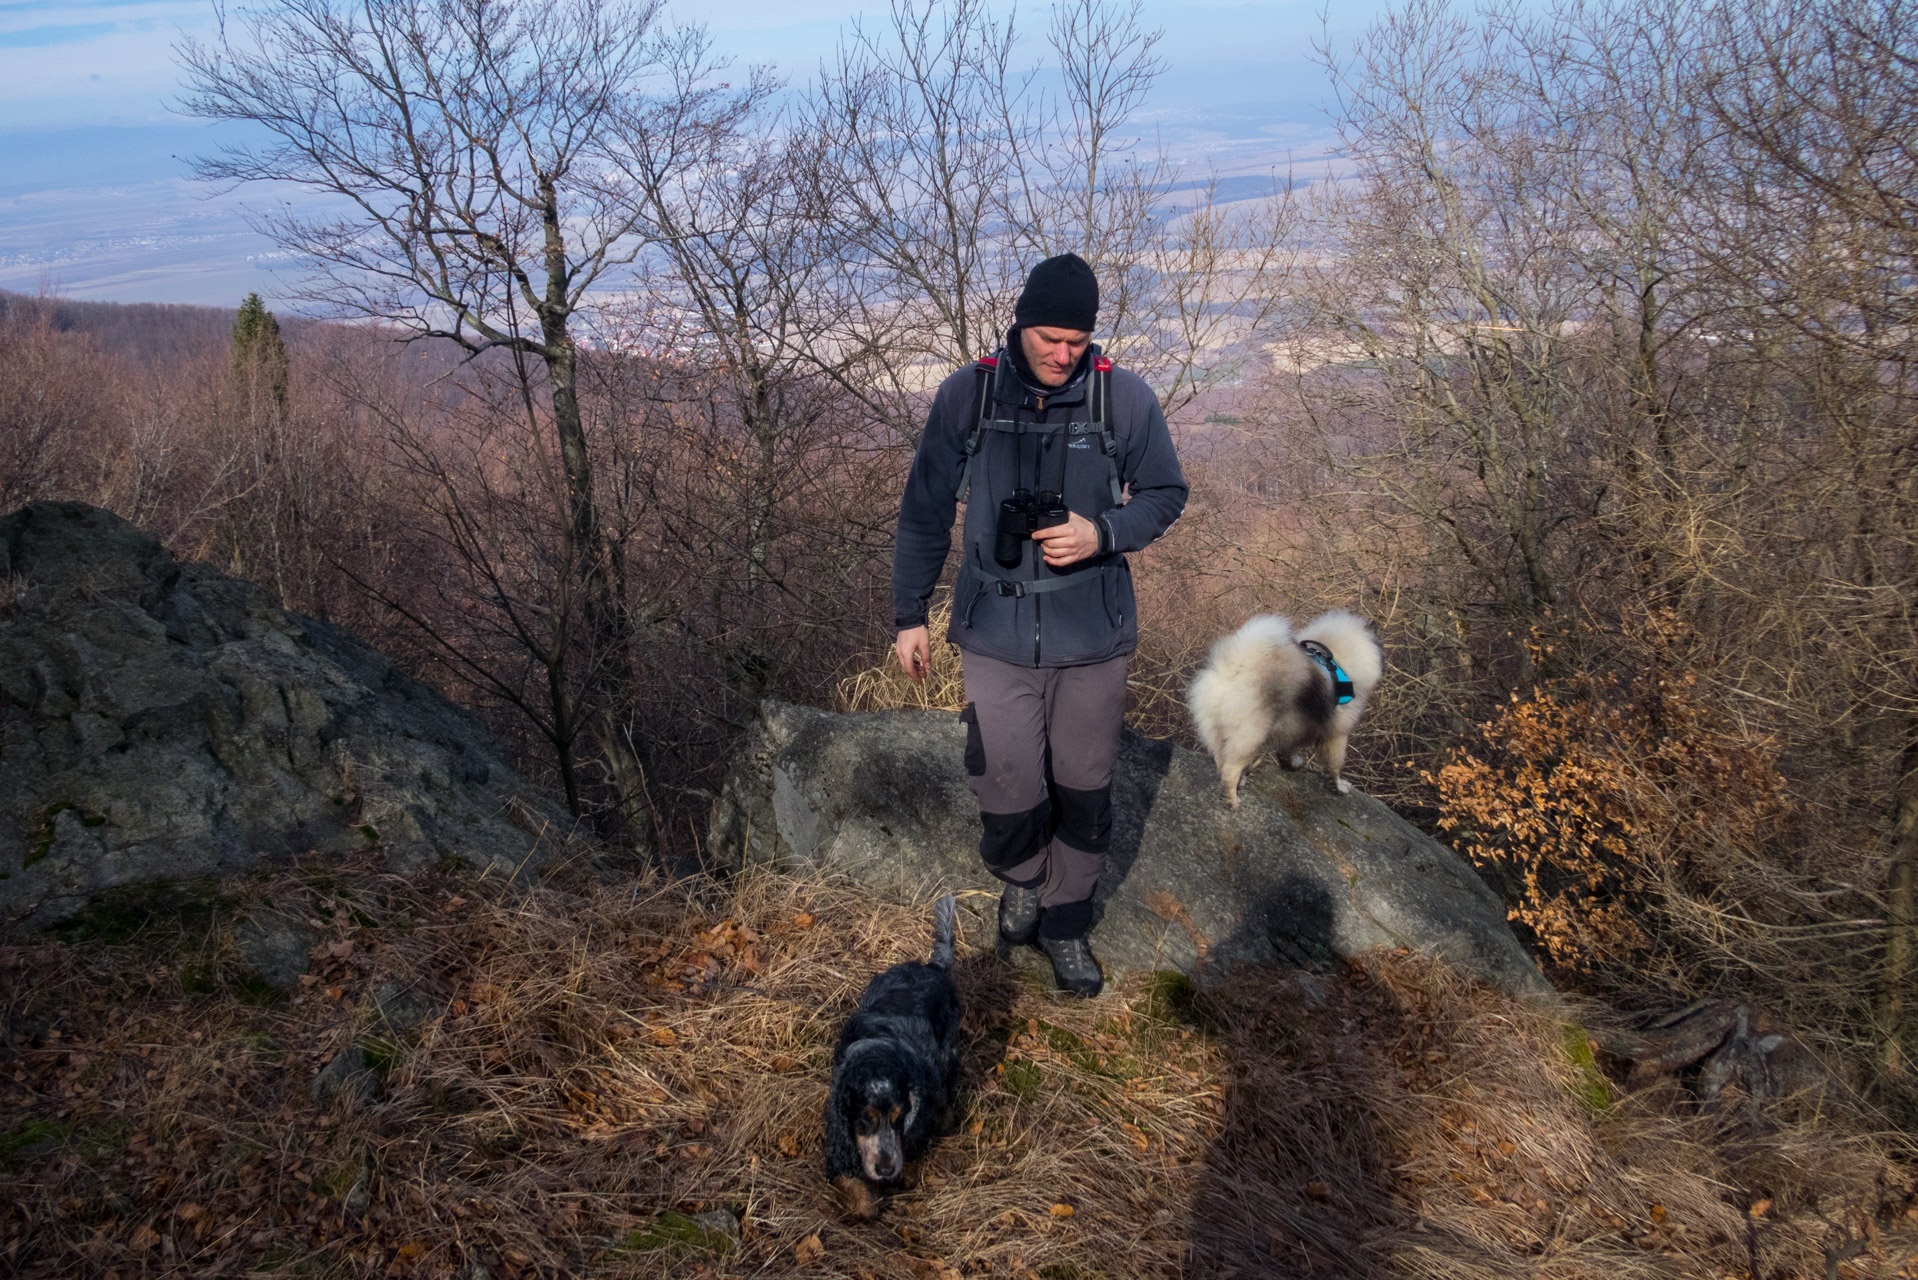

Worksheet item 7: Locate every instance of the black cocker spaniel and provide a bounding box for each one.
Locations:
[823,894,961,1218]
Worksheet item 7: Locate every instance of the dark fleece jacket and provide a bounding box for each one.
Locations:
[891,339,1187,668]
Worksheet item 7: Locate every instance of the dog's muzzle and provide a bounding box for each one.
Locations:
[857,1129,905,1182]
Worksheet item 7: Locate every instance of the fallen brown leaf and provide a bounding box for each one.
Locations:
[1049,1203,1075,1218]
[795,1232,825,1263]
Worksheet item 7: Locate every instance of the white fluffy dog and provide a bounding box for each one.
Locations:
[1188,610,1384,805]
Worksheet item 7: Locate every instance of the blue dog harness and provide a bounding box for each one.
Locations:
[1298,640,1355,705]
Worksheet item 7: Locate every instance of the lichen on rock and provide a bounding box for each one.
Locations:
[0,502,570,928]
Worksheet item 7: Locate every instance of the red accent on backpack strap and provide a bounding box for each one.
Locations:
[977,355,999,368]
[1093,356,1113,372]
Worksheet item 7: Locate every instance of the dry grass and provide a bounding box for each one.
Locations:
[839,598,968,715]
[833,589,1218,744]
[2,859,1913,1280]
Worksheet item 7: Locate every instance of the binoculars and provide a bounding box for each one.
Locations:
[994,488,1068,567]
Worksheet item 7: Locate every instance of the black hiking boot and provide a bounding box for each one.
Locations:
[1040,934,1104,998]
[997,883,1042,951]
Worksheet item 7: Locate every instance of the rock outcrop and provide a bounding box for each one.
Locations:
[1,502,570,927]
[710,700,1548,996]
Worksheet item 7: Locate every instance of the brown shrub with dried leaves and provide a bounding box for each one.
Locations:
[1431,651,1793,979]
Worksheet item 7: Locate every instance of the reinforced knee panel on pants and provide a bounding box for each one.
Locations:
[979,798,1053,872]
[1052,782,1112,854]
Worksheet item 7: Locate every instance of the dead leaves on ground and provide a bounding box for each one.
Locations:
[6,866,1914,1280]
[633,915,776,992]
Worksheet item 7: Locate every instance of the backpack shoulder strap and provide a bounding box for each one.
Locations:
[955,356,997,504]
[1090,356,1121,504]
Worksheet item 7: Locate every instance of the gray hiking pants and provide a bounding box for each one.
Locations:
[959,650,1127,941]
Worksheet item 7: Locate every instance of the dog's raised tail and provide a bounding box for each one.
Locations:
[930,893,957,970]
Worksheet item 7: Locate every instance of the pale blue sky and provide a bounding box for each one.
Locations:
[0,0,1388,304]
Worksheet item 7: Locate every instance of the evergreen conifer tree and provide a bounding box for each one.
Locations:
[231,292,289,415]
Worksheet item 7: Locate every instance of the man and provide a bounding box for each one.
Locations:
[891,253,1188,997]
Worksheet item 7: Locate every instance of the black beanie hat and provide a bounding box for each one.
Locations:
[1013,253,1099,332]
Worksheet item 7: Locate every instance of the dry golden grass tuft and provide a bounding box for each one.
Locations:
[839,599,968,715]
[1,859,1912,1279]
[832,590,1215,742]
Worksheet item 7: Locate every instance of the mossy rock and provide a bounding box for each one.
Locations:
[0,1118,72,1166]
[1142,969,1198,1023]
[49,878,229,946]
[1,502,569,931]
[615,1209,738,1258]
[1560,1021,1613,1112]
[1001,1060,1046,1099]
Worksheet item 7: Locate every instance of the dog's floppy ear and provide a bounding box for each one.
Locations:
[902,1085,920,1134]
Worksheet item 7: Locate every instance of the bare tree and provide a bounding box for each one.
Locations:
[178,0,697,856]
[805,0,1037,424]
[1301,0,1590,623]
[1703,0,1918,1079]
[0,301,118,512]
[809,0,1295,435]
[609,45,851,705]
[1273,0,1918,1099]
[1017,0,1167,335]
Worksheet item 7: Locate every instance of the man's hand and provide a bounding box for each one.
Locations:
[895,626,931,683]
[1032,511,1101,567]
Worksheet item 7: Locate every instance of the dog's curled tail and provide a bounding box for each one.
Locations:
[930,893,957,970]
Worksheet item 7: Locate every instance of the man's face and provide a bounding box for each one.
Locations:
[1019,325,1092,389]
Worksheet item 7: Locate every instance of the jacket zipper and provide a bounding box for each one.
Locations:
[1032,395,1046,663]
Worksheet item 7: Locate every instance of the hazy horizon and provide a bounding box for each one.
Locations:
[0,0,1379,309]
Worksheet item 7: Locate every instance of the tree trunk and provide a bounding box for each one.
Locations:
[545,336,657,860]
[739,378,779,704]
[1880,731,1918,1077]
[532,161,656,860]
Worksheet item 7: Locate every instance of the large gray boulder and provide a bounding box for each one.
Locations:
[710,700,1548,996]
[0,502,570,927]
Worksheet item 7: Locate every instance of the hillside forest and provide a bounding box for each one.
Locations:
[3,0,1916,1123]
